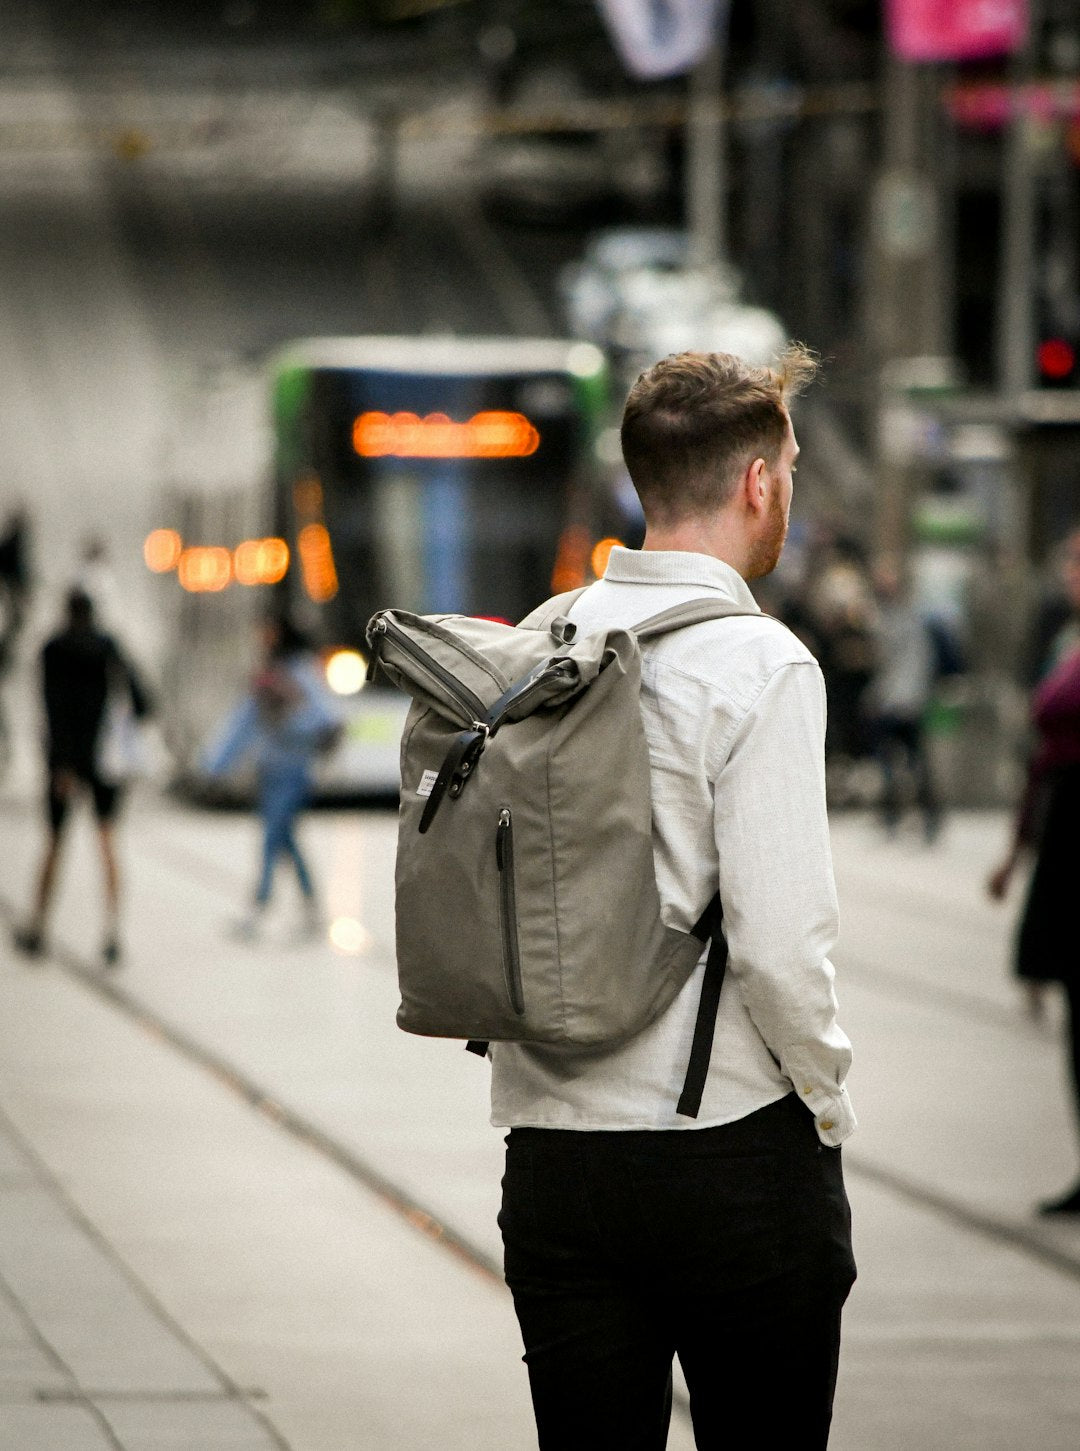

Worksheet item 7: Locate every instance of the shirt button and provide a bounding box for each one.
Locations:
[802,1085,813,1095]
[819,1120,834,1132]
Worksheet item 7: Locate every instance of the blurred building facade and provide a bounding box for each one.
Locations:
[7,0,1079,806]
[471,0,1080,806]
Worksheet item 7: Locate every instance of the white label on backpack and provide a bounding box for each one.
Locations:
[417,769,439,798]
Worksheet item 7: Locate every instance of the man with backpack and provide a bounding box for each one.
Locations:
[492,348,856,1449]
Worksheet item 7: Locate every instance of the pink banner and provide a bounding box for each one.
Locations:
[886,0,1027,62]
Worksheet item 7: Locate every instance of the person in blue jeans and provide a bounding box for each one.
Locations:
[204,615,340,941]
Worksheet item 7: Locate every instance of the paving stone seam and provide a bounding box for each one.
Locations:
[2,892,694,1428]
[845,1153,1080,1283]
[0,1092,292,1451]
[27,845,1078,1292]
[26,923,510,1288]
[0,1261,125,1449]
[36,1387,270,1403]
[8,880,1080,1315]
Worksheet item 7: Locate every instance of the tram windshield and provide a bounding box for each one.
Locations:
[272,339,607,644]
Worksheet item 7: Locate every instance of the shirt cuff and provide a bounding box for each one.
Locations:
[795,1081,857,1146]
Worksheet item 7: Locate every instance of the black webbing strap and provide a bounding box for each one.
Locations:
[420,660,574,834]
[678,893,728,1119]
[464,896,728,1113]
[418,725,488,834]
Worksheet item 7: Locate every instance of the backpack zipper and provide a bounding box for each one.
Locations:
[483,657,576,732]
[496,808,525,1016]
[370,615,487,723]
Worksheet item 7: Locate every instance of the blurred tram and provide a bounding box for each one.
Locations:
[167,336,610,798]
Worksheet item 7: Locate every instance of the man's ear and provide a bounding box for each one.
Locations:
[741,456,767,515]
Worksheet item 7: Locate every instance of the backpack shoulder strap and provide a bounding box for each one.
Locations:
[632,597,767,642]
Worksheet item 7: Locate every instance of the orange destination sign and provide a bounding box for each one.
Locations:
[353,410,540,459]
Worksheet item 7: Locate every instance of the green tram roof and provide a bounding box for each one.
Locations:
[268,335,607,381]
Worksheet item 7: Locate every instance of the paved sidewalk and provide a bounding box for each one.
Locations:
[0,863,545,1450]
[0,1100,280,1450]
[0,793,1079,1448]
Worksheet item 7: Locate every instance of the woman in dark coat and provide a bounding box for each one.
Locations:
[989,532,1080,1214]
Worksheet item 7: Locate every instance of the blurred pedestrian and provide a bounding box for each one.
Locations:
[13,589,152,967]
[865,556,942,841]
[1021,525,1080,684]
[0,506,31,636]
[203,615,340,942]
[0,507,32,777]
[805,546,877,805]
[495,349,856,1450]
[988,525,1080,1215]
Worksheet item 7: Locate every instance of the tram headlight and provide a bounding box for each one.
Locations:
[144,528,182,573]
[566,342,605,377]
[326,649,367,696]
[329,917,372,954]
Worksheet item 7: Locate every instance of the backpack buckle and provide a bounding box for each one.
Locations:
[448,725,489,797]
[419,724,490,831]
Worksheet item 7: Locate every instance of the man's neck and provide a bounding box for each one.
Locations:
[641,519,751,581]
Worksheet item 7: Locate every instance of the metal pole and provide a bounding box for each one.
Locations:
[997,0,1040,405]
[869,50,955,561]
[872,53,920,563]
[687,43,725,267]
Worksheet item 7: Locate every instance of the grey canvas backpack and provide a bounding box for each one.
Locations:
[365,590,758,1117]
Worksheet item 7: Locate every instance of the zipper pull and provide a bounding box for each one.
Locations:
[496,808,511,868]
[365,615,388,681]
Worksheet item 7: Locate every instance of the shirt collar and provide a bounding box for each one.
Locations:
[601,546,761,613]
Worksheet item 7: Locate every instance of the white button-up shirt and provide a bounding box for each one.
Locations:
[490,547,856,1146]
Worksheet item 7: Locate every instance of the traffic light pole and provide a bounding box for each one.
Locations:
[997,1,1040,405]
[687,42,726,268]
[869,55,950,563]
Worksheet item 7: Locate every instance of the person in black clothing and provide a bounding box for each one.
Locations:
[0,507,31,636]
[0,508,31,774]
[13,589,150,966]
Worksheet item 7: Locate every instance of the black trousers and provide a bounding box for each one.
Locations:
[499,1094,856,1451]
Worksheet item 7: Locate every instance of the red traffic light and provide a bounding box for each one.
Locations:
[1037,338,1077,381]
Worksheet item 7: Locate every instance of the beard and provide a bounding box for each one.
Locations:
[745,487,789,580]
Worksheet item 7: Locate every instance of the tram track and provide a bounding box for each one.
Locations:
[0,1097,289,1451]
[3,876,1080,1451]
[131,820,1080,1291]
[4,792,1080,1451]
[11,918,507,1287]
[4,805,1080,1333]
[137,807,1058,1041]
